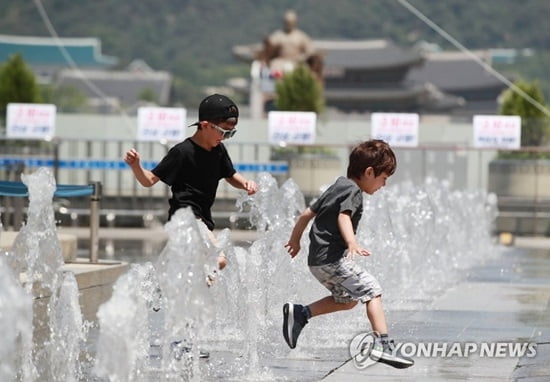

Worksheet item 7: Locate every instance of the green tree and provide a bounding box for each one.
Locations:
[500,80,550,147]
[275,64,324,114]
[272,64,329,157]
[137,88,158,104]
[0,54,42,118]
[41,84,88,113]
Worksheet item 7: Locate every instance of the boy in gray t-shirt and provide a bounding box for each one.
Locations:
[283,139,413,369]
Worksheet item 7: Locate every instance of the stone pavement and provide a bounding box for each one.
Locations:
[319,237,550,382]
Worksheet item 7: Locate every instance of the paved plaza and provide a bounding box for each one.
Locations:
[320,236,550,381]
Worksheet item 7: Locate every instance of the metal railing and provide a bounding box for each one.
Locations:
[0,177,101,263]
[3,137,550,234]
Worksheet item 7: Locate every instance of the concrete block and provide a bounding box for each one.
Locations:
[28,259,128,347]
[0,230,77,262]
[65,259,129,321]
[489,159,550,198]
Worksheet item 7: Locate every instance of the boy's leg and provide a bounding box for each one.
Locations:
[283,297,357,349]
[365,296,414,369]
[283,260,376,349]
[308,296,357,317]
[200,221,226,270]
[365,296,388,334]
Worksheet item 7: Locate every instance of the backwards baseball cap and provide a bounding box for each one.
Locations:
[189,94,239,127]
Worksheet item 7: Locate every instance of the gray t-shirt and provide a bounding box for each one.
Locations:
[308,176,363,266]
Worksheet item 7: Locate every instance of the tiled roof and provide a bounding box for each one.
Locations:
[406,51,504,91]
[314,39,423,70]
[56,69,172,105]
[232,39,423,70]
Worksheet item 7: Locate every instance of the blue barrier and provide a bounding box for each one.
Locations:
[0,157,289,174]
[0,179,100,263]
[0,180,94,198]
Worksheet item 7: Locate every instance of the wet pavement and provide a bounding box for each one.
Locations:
[59,228,550,381]
[321,237,550,382]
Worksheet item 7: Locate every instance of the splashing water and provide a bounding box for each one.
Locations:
[0,169,499,381]
[0,167,84,381]
[0,255,35,381]
[94,208,217,381]
[356,178,499,308]
[47,272,85,381]
[11,167,63,293]
[94,263,156,381]
[200,174,499,378]
[93,175,308,381]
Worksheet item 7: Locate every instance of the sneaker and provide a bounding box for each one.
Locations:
[369,336,414,369]
[282,303,308,349]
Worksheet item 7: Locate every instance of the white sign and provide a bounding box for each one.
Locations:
[371,113,419,147]
[268,111,316,145]
[137,107,186,141]
[473,115,521,149]
[6,103,56,139]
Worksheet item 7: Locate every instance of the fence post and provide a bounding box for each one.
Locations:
[89,181,102,263]
[52,138,60,181]
[12,162,25,230]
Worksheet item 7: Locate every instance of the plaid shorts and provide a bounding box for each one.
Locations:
[309,258,382,304]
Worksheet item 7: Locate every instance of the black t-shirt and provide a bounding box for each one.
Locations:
[152,138,236,230]
[308,176,363,266]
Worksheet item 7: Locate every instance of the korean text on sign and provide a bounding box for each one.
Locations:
[473,115,521,149]
[268,111,317,145]
[7,103,57,139]
[137,107,187,142]
[371,113,419,147]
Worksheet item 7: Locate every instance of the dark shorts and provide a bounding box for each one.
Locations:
[309,258,382,304]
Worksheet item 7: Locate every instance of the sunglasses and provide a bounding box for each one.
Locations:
[211,123,237,139]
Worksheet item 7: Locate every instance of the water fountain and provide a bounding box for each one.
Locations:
[0,255,34,381]
[0,169,499,381]
[1,168,85,381]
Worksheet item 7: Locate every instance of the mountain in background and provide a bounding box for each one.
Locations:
[1,0,549,107]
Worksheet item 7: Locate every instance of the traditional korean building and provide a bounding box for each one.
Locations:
[406,50,508,115]
[56,64,172,109]
[232,38,508,117]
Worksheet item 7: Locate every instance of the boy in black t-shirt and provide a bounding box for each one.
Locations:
[124,94,257,270]
[283,140,413,369]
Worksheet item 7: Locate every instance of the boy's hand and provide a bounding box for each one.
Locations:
[207,256,227,287]
[124,148,140,166]
[244,180,258,195]
[284,240,301,258]
[217,255,227,270]
[346,242,370,259]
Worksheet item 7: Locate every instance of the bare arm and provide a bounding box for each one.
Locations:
[124,148,160,187]
[338,212,370,258]
[225,172,257,195]
[284,207,316,258]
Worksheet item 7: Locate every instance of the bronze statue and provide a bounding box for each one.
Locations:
[259,10,323,79]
